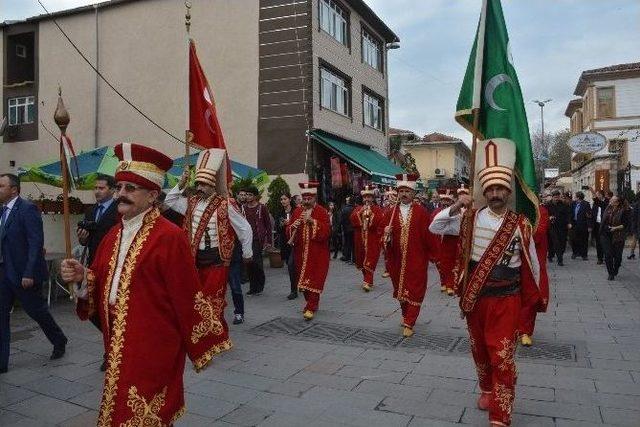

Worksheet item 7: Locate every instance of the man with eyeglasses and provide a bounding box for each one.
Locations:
[61,143,230,425]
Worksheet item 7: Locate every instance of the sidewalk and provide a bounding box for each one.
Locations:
[1,254,639,426]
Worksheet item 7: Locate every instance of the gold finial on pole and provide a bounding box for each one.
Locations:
[54,87,75,300]
[185,1,192,34]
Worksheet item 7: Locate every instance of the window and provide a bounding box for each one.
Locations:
[320,67,350,116]
[362,29,382,71]
[319,0,348,46]
[596,87,615,119]
[8,96,35,126]
[363,91,383,130]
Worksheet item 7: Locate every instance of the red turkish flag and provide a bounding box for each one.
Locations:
[189,40,232,182]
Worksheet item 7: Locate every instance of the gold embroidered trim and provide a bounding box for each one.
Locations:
[86,269,96,318]
[497,336,517,373]
[170,406,186,424]
[297,218,312,289]
[396,206,413,302]
[121,385,166,427]
[98,208,160,427]
[193,339,233,372]
[494,383,514,416]
[191,291,224,344]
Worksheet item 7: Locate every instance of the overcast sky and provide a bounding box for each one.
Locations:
[3,0,639,145]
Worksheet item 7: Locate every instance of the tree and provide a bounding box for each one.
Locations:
[548,129,572,172]
[402,152,418,174]
[266,176,290,218]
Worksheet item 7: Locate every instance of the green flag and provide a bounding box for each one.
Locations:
[456,0,539,226]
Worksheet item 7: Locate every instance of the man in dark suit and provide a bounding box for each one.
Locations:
[339,196,355,263]
[0,174,67,373]
[548,190,571,266]
[77,174,118,266]
[76,174,117,371]
[590,189,609,264]
[570,191,593,260]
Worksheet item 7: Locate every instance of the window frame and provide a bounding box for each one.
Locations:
[361,87,384,131]
[596,86,615,119]
[319,61,352,118]
[361,25,383,72]
[318,0,350,47]
[7,96,35,126]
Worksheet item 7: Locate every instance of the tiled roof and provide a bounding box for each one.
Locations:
[574,62,640,95]
[422,132,460,142]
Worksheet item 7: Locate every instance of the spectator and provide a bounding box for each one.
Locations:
[600,195,631,280]
[339,196,355,263]
[76,174,118,371]
[0,173,68,374]
[590,189,609,265]
[570,191,592,260]
[274,193,298,300]
[242,186,272,296]
[628,194,640,260]
[328,201,341,259]
[548,190,571,266]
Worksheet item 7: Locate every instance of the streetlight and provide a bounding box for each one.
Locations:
[532,99,551,189]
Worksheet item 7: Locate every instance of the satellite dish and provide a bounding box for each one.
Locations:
[0,117,6,136]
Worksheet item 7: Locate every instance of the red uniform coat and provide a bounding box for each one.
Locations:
[350,204,384,274]
[77,209,229,426]
[287,205,331,293]
[532,205,550,311]
[430,207,461,291]
[386,203,433,306]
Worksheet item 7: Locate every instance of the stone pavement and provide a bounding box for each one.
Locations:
[1,254,639,426]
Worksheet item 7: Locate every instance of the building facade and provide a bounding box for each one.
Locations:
[402,132,471,190]
[566,62,640,196]
[1,0,400,200]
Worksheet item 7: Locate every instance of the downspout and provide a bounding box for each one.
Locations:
[94,4,99,148]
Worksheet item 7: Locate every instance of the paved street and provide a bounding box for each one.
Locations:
[1,254,639,426]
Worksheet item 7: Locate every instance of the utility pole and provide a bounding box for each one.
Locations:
[533,99,552,189]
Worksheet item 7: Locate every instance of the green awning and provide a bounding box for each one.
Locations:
[311,130,405,186]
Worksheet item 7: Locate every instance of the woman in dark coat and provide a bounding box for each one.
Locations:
[274,193,298,299]
[600,195,631,280]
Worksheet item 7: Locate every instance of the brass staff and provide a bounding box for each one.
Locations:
[54,89,75,299]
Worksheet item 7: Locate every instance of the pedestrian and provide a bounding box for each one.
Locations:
[339,196,355,263]
[430,141,546,427]
[166,148,254,330]
[60,143,230,425]
[274,193,298,300]
[0,173,68,374]
[547,190,571,266]
[287,182,330,320]
[542,193,555,262]
[570,191,592,260]
[328,201,341,259]
[627,194,639,259]
[240,185,272,296]
[350,185,384,292]
[600,195,631,280]
[590,189,609,265]
[519,199,550,347]
[76,174,118,371]
[384,173,433,337]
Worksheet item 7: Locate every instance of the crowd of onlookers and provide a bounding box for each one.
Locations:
[541,188,640,281]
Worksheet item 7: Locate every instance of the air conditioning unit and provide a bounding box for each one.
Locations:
[434,168,446,177]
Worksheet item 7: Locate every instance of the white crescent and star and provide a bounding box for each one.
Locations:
[484,73,514,111]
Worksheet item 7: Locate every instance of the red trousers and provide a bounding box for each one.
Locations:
[466,294,520,426]
[198,265,230,339]
[303,291,320,312]
[400,302,421,328]
[362,269,374,286]
[519,302,537,336]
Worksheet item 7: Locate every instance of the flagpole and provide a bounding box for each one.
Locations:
[54,87,75,299]
[184,1,192,167]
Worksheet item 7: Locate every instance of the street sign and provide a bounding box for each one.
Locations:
[566,132,607,154]
[544,168,559,178]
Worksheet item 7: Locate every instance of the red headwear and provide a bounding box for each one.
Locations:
[114,143,173,191]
